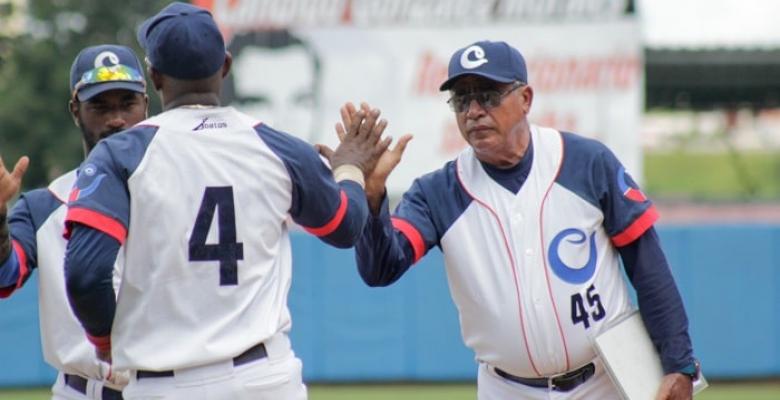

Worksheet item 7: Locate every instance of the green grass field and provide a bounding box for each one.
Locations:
[644,151,780,201]
[2,381,779,399]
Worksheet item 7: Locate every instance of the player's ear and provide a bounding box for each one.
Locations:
[149,68,164,91]
[68,99,80,127]
[221,51,232,78]
[521,85,533,114]
[142,94,150,118]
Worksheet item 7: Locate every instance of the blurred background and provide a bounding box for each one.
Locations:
[0,0,778,399]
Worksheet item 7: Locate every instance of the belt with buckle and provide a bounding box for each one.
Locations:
[494,362,595,392]
[64,374,123,399]
[136,342,268,380]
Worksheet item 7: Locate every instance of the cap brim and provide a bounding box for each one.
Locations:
[439,71,516,91]
[76,81,146,102]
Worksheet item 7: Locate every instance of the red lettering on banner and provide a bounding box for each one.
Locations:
[528,56,640,92]
[439,120,467,155]
[414,50,448,96]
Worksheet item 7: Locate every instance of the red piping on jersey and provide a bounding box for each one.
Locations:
[303,190,348,237]
[391,217,425,263]
[455,158,542,377]
[64,207,127,245]
[611,205,659,247]
[86,333,111,353]
[538,132,571,372]
[0,240,30,298]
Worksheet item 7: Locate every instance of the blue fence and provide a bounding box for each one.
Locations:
[0,225,778,387]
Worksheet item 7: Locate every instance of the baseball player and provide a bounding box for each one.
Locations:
[62,3,389,399]
[343,41,700,399]
[0,44,149,399]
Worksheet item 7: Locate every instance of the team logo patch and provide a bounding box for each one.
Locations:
[617,166,647,202]
[460,45,488,69]
[94,51,120,68]
[548,228,597,284]
[69,165,106,202]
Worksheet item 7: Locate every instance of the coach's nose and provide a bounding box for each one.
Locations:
[465,98,486,119]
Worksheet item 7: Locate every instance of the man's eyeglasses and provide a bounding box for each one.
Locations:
[447,82,525,113]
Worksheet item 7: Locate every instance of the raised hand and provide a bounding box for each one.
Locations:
[0,155,30,213]
[334,103,413,213]
[320,105,392,178]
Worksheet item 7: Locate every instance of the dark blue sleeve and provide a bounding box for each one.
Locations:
[356,164,469,286]
[619,227,694,374]
[356,193,417,286]
[64,224,120,337]
[257,124,368,248]
[0,190,61,295]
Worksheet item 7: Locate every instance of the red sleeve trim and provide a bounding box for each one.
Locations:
[611,205,659,247]
[65,207,127,245]
[391,217,425,264]
[0,240,30,298]
[86,333,111,353]
[303,190,348,237]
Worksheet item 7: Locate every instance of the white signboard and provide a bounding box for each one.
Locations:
[198,0,643,194]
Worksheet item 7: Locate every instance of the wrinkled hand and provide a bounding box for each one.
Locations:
[325,102,413,213]
[655,373,693,400]
[0,155,29,213]
[316,104,391,178]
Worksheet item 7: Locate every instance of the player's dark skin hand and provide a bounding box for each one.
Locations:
[0,155,30,214]
[321,107,391,176]
[656,373,693,400]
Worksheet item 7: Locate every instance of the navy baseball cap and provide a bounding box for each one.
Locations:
[69,45,146,102]
[137,2,226,80]
[439,40,528,91]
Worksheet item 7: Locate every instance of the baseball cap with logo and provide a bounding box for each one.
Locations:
[439,40,528,91]
[69,45,146,102]
[137,2,226,80]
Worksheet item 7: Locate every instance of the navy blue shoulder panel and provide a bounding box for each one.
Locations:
[100,124,159,177]
[254,123,341,221]
[554,131,610,210]
[397,160,473,247]
[17,188,63,230]
[556,131,654,238]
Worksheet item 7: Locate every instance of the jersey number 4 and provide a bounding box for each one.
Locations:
[188,186,244,286]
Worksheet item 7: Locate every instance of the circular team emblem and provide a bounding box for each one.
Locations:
[82,163,97,176]
[94,51,120,68]
[460,45,488,69]
[547,228,597,284]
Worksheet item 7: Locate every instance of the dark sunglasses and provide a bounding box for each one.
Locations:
[447,82,525,113]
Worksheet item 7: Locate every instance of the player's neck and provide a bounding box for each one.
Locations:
[163,93,221,111]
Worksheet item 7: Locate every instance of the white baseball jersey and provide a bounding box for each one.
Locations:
[3,170,121,380]
[65,106,366,372]
[356,125,658,378]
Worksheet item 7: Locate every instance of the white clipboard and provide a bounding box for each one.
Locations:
[594,311,708,400]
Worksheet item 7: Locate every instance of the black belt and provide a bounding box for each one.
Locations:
[137,342,268,380]
[494,362,595,392]
[64,373,123,399]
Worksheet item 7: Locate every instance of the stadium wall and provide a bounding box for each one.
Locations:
[0,225,777,386]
